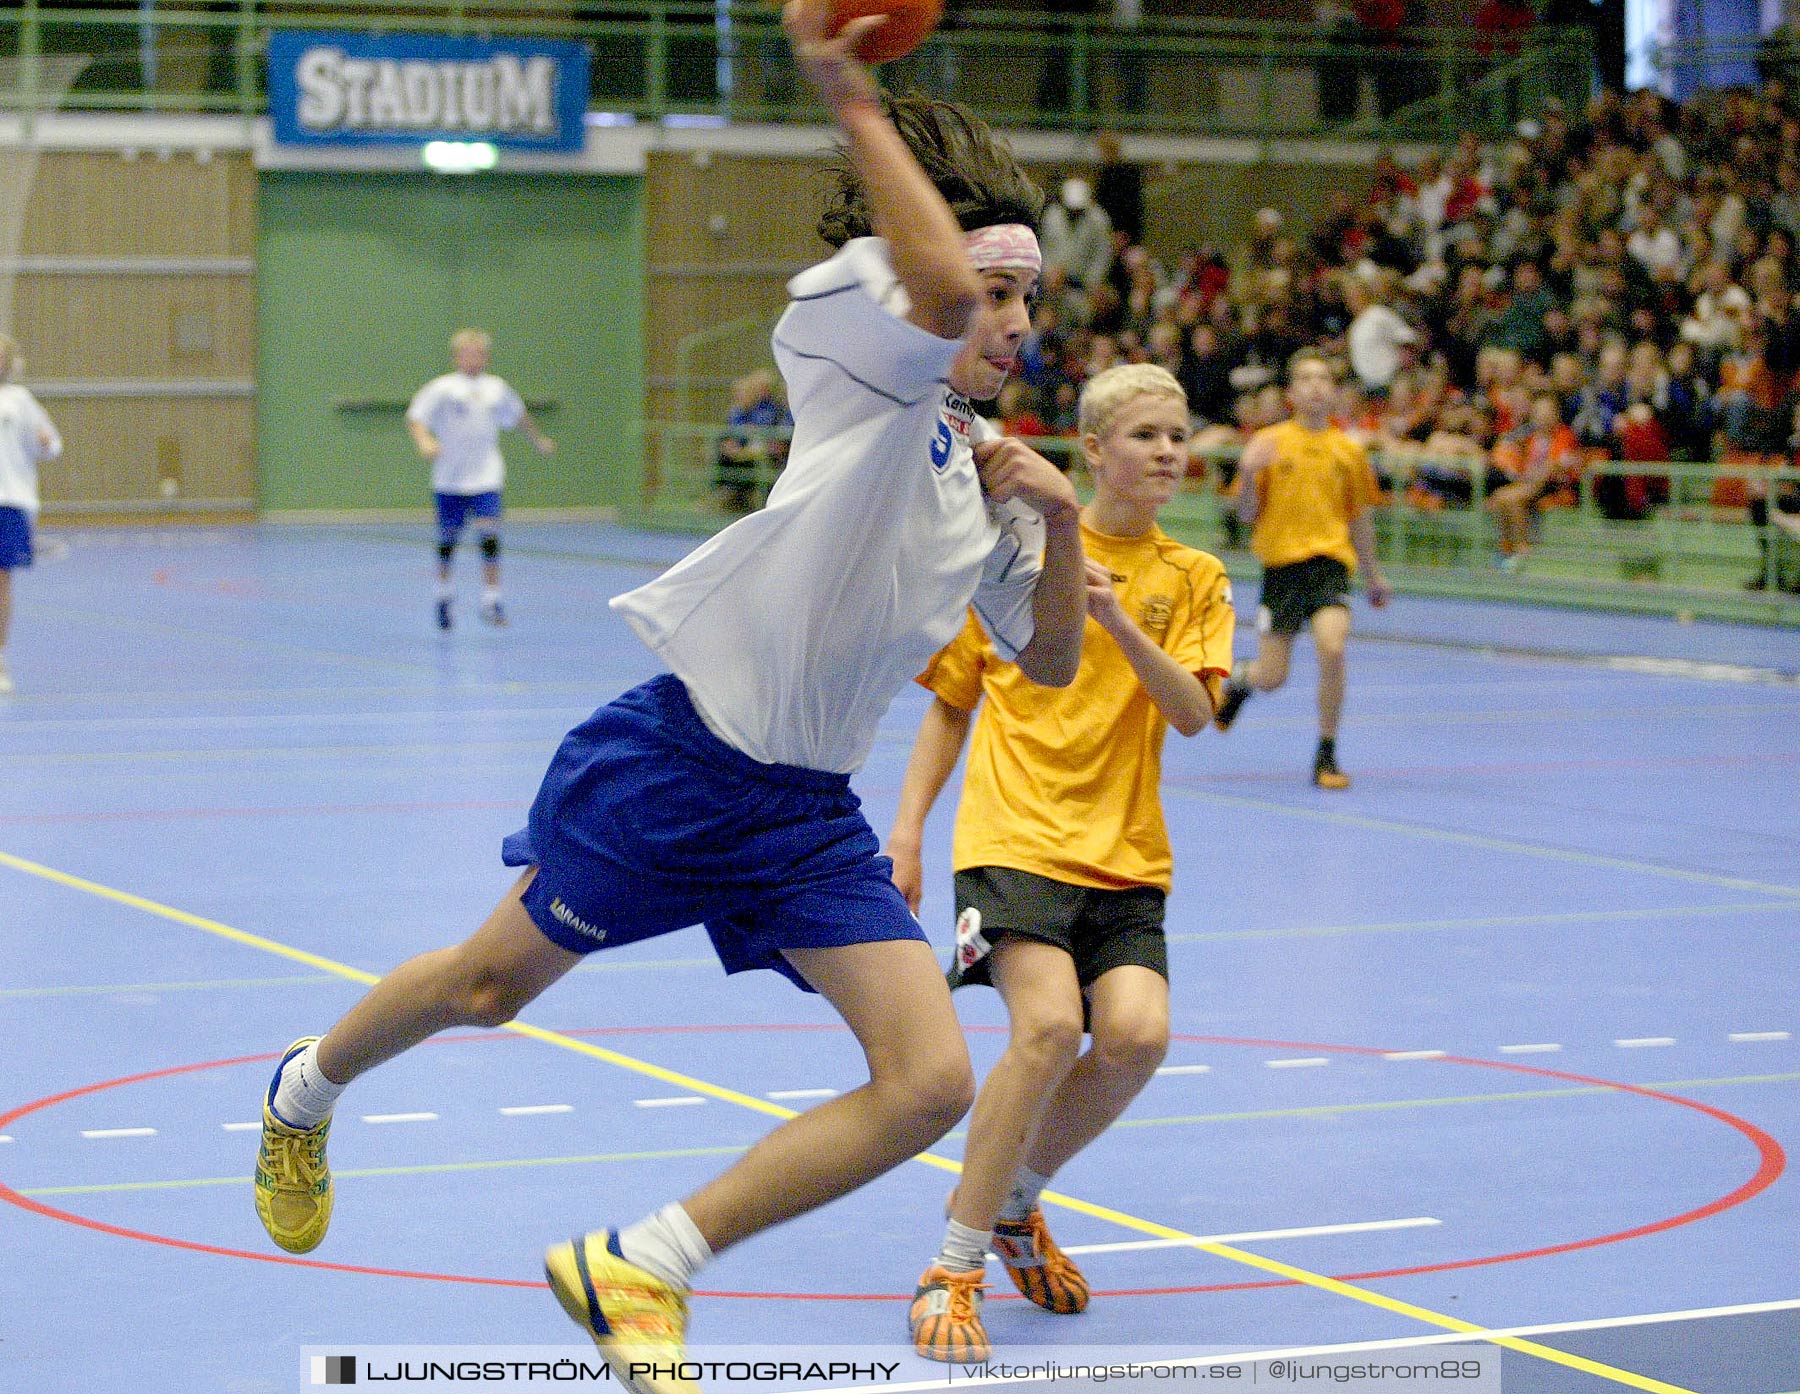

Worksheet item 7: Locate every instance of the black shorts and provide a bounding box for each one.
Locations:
[1258,555,1351,637]
[947,866,1168,994]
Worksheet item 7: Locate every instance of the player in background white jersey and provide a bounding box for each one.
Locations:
[251,5,1088,1390]
[0,334,64,695]
[406,328,554,629]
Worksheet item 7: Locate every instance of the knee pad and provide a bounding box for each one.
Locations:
[437,539,456,565]
[479,533,500,562]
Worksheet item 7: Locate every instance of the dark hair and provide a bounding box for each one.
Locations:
[817,92,1044,248]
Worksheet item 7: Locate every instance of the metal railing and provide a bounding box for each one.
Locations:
[632,422,1800,618]
[0,0,1590,140]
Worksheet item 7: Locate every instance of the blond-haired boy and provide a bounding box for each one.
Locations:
[889,363,1235,1361]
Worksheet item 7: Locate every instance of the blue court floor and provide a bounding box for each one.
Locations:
[1,521,1796,1394]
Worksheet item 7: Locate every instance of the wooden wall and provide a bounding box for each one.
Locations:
[642,146,1373,429]
[7,150,257,515]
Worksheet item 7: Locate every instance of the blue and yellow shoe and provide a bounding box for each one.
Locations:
[253,1037,333,1254]
[544,1231,700,1394]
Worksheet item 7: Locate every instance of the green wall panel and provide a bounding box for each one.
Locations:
[257,171,643,513]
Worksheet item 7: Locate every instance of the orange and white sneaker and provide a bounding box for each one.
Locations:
[909,1264,990,1363]
[992,1209,1089,1314]
[544,1231,700,1394]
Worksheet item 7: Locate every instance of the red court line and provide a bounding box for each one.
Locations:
[0,1031,1782,1300]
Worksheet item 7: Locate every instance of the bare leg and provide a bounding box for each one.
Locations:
[1024,966,1169,1177]
[314,871,581,1085]
[0,566,12,647]
[947,938,1085,1232]
[1310,604,1352,742]
[1486,484,1529,553]
[679,937,974,1254]
[1242,631,1294,694]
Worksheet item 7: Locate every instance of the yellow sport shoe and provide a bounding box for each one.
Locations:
[253,1037,333,1254]
[544,1231,700,1394]
[992,1208,1089,1314]
[910,1263,990,1363]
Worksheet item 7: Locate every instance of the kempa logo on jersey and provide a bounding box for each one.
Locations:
[929,393,976,473]
[548,898,604,941]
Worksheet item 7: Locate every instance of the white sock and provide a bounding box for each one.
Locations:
[934,1218,990,1274]
[481,585,501,606]
[998,1165,1053,1223]
[270,1040,345,1130]
[436,580,453,602]
[616,1203,712,1292]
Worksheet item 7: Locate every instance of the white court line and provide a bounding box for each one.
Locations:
[361,1112,438,1124]
[1058,1216,1440,1256]
[634,1096,706,1108]
[1383,1050,1448,1061]
[1499,1042,1563,1054]
[1154,1065,1213,1075]
[499,1104,574,1116]
[81,1127,155,1139]
[1730,1031,1791,1042]
[1265,1057,1330,1069]
[0,1135,12,1143]
[767,1089,837,1100]
[220,1122,261,1132]
[775,1298,1800,1394]
[1616,1037,1677,1048]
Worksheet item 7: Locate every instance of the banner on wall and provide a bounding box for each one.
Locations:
[267,31,590,152]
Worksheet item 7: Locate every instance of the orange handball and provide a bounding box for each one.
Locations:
[831,0,944,63]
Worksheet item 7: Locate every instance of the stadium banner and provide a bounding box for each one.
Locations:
[267,31,590,151]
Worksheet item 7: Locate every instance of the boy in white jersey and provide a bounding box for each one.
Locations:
[406,328,554,630]
[0,335,65,695]
[250,6,1086,1391]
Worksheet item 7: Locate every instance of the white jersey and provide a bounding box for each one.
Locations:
[406,371,525,495]
[612,237,1045,774]
[0,384,62,515]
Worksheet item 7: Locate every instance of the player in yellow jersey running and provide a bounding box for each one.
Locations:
[887,364,1236,1361]
[1211,348,1389,788]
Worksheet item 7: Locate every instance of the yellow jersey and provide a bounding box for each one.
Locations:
[918,521,1235,892]
[1248,419,1381,571]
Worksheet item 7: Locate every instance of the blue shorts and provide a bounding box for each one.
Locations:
[501,674,924,992]
[435,490,503,540]
[0,507,32,569]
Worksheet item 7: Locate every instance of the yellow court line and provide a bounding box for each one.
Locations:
[0,849,1697,1394]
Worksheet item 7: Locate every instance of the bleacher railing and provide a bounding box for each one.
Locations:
[636,420,1800,622]
[0,0,1589,139]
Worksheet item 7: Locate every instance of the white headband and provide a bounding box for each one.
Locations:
[965,223,1043,277]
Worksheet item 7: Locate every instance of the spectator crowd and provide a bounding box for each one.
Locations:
[1001,85,1800,586]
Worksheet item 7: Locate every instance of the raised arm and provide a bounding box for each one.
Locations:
[886,696,976,914]
[784,0,980,341]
